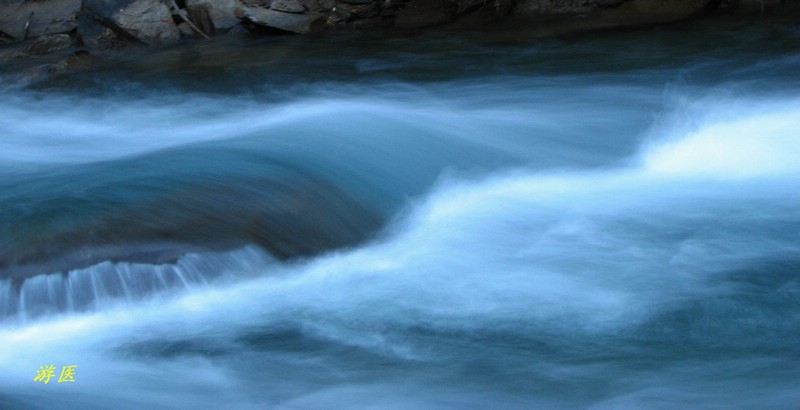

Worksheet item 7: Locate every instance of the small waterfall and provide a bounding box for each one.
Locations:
[0,245,275,323]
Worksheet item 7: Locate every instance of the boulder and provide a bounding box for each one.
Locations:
[186,0,243,31]
[237,7,326,33]
[0,0,81,41]
[82,0,180,45]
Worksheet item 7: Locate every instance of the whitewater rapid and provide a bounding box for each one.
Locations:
[3,20,800,407]
[2,91,798,408]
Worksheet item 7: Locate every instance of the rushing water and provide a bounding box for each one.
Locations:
[1,18,800,409]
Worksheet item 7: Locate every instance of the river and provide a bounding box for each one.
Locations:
[1,18,799,409]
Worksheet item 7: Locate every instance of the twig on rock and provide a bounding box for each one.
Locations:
[166,0,212,40]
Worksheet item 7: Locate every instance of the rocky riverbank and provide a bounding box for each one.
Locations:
[1,0,798,80]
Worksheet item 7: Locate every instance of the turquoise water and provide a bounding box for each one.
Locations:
[1,20,800,409]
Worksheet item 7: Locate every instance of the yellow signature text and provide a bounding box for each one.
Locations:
[34,364,77,384]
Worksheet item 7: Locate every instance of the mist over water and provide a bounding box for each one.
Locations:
[2,20,800,409]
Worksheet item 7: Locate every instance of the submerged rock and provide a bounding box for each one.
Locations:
[24,33,74,55]
[0,156,382,283]
[21,49,101,84]
[395,0,457,29]
[0,33,76,65]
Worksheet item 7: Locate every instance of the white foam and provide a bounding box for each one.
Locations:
[2,95,798,344]
[641,98,800,179]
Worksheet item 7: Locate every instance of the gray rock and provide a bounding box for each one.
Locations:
[271,0,305,13]
[186,0,243,31]
[77,10,127,50]
[0,0,80,41]
[24,33,74,55]
[237,6,326,33]
[82,0,181,45]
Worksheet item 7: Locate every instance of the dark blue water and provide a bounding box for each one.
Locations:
[1,20,800,409]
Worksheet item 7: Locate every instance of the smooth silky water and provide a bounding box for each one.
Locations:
[1,18,799,409]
